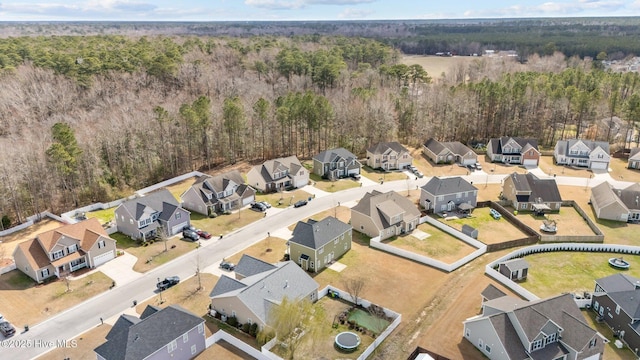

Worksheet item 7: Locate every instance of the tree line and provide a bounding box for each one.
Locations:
[1,34,640,227]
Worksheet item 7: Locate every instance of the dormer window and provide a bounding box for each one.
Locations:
[531,339,543,351]
[67,244,78,254]
[52,250,64,260]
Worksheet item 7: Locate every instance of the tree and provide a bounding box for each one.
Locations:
[223,96,246,163]
[258,297,326,360]
[46,123,83,206]
[343,277,365,307]
[253,98,270,160]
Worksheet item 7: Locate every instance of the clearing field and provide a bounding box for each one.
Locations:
[512,205,596,236]
[440,207,530,245]
[401,55,478,79]
[190,208,265,236]
[0,218,65,262]
[110,232,199,273]
[381,223,478,264]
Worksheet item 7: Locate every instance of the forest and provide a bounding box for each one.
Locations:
[1,28,640,228]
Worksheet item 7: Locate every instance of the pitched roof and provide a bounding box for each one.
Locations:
[251,156,304,183]
[351,190,421,232]
[596,273,640,293]
[421,176,477,196]
[629,148,640,161]
[313,147,358,163]
[481,284,507,301]
[618,183,640,211]
[557,139,610,158]
[290,216,352,250]
[210,261,318,325]
[235,254,277,279]
[423,138,448,154]
[488,313,529,360]
[442,141,474,156]
[499,258,529,271]
[506,172,562,203]
[591,182,627,211]
[120,189,180,221]
[15,239,51,270]
[94,305,204,360]
[499,136,539,152]
[367,141,408,155]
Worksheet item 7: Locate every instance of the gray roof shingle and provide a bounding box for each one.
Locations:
[313,147,358,164]
[235,254,277,279]
[367,141,408,155]
[290,216,352,250]
[121,189,180,221]
[421,176,477,196]
[499,258,529,272]
[481,284,507,301]
[507,172,562,203]
[351,190,421,233]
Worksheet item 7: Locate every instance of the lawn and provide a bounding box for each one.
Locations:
[440,207,530,245]
[163,176,198,201]
[37,323,113,360]
[512,205,596,236]
[86,207,116,224]
[381,223,478,263]
[255,189,312,208]
[520,251,640,297]
[110,232,199,273]
[190,209,265,236]
[538,155,592,178]
[360,165,409,182]
[609,157,640,183]
[0,270,113,329]
[309,173,361,192]
[225,236,288,265]
[582,309,638,360]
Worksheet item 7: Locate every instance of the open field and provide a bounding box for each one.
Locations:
[538,155,592,178]
[400,55,478,79]
[0,270,113,329]
[512,205,597,236]
[110,232,199,273]
[520,251,640,297]
[255,189,312,208]
[609,157,640,183]
[440,207,530,245]
[383,224,478,263]
[0,218,65,262]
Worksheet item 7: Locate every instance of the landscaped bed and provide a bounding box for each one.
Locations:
[439,207,530,245]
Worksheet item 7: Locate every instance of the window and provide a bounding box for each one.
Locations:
[98,240,106,249]
[183,333,188,343]
[129,219,133,225]
[198,323,204,334]
[41,269,50,278]
[67,244,77,254]
[191,345,197,355]
[546,332,558,344]
[52,250,64,260]
[616,305,621,315]
[168,340,177,353]
[594,301,599,311]
[247,318,252,324]
[589,338,597,348]
[334,238,339,245]
[521,203,527,210]
[485,344,491,353]
[310,261,314,269]
[175,212,181,220]
[532,339,543,351]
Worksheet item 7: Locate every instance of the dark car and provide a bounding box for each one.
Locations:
[0,321,15,337]
[260,201,272,209]
[156,276,180,291]
[199,230,212,239]
[219,261,235,271]
[294,200,308,208]
[251,202,267,212]
[182,229,199,241]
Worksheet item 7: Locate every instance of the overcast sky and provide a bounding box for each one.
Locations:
[1,0,640,21]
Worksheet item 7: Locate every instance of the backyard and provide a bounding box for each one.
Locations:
[86,207,116,225]
[110,232,199,273]
[609,156,640,183]
[511,204,597,236]
[439,207,530,245]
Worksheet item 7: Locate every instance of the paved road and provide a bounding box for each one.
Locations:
[3,170,633,360]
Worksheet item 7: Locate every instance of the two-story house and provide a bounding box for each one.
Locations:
[94,305,205,360]
[288,216,352,273]
[312,147,361,180]
[464,289,605,360]
[590,181,640,222]
[628,148,640,170]
[115,189,191,241]
[487,136,540,166]
[422,138,477,166]
[209,257,319,330]
[502,172,563,213]
[350,190,421,241]
[366,142,412,170]
[591,273,640,356]
[420,176,478,213]
[180,171,255,216]
[246,156,309,193]
[13,218,117,283]
[554,139,610,170]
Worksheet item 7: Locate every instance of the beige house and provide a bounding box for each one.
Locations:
[13,218,117,283]
[590,181,640,222]
[350,190,421,240]
[502,172,562,213]
[366,142,412,170]
[246,156,309,193]
[209,256,318,329]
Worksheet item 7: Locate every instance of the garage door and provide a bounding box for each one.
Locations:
[523,159,538,166]
[93,250,115,267]
[591,162,607,170]
[462,158,476,165]
[171,222,189,235]
[242,197,253,206]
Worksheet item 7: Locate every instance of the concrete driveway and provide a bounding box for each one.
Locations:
[97,251,142,286]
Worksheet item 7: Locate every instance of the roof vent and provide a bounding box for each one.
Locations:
[284,280,289,288]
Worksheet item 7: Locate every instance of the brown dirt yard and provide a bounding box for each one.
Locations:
[511,204,597,236]
[0,218,65,262]
[440,207,530,245]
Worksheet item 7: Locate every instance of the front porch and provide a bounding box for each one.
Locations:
[52,252,89,277]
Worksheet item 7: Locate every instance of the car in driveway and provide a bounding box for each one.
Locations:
[156,276,180,291]
[475,162,482,170]
[251,202,267,212]
[0,321,15,337]
[198,230,212,239]
[294,200,308,208]
[182,229,199,241]
[260,201,272,209]
[219,261,235,271]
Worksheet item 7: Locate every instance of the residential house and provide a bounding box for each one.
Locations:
[94,305,205,360]
[487,137,540,166]
[480,284,507,303]
[366,142,412,170]
[422,138,477,166]
[246,156,309,193]
[420,176,478,213]
[180,171,255,216]
[498,258,529,281]
[463,292,606,360]
[589,181,640,222]
[350,190,421,241]
[502,173,563,213]
[13,218,117,283]
[554,139,610,170]
[312,147,362,180]
[209,257,319,329]
[115,189,190,241]
[591,273,640,356]
[234,254,278,281]
[288,216,352,273]
[628,148,640,170]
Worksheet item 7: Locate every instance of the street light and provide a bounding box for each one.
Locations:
[157,277,163,304]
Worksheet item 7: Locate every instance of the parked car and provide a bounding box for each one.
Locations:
[415,170,424,178]
[475,162,482,170]
[294,200,308,208]
[350,173,361,180]
[219,261,235,271]
[0,321,15,337]
[182,229,199,241]
[260,201,272,209]
[199,230,212,239]
[156,276,180,291]
[251,202,267,212]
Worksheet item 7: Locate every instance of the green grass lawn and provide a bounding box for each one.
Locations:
[384,224,477,263]
[309,173,360,193]
[440,208,529,244]
[255,189,312,208]
[86,207,116,224]
[520,252,640,298]
[360,166,408,182]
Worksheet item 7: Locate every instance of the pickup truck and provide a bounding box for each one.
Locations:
[0,321,16,337]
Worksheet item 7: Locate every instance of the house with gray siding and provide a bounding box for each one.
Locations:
[94,305,205,360]
[464,291,605,360]
[554,139,610,170]
[366,142,412,170]
[209,257,318,329]
[502,172,562,213]
[592,273,640,356]
[288,216,352,273]
[422,138,477,165]
[350,190,421,241]
[312,147,361,180]
[590,181,640,222]
[420,176,477,213]
[246,156,309,193]
[628,148,640,169]
[487,137,540,166]
[13,218,117,283]
[115,189,191,241]
[180,171,255,216]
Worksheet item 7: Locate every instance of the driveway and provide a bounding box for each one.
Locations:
[92,251,142,286]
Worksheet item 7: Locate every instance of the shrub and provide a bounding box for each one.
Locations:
[1,215,10,229]
[250,323,258,337]
[242,323,250,333]
[227,316,238,327]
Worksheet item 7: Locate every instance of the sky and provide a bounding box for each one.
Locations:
[1,0,640,21]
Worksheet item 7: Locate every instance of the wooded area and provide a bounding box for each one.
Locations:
[1,29,640,227]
